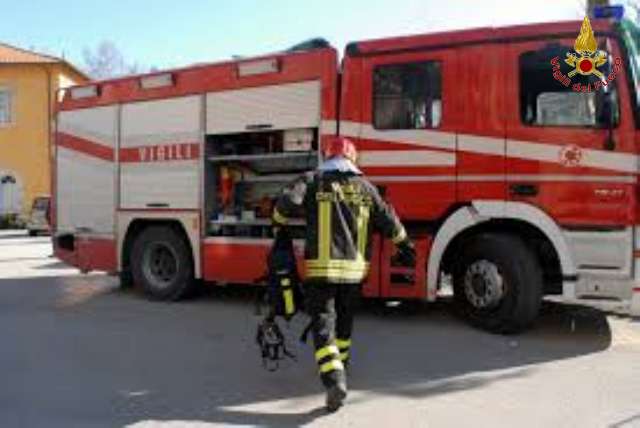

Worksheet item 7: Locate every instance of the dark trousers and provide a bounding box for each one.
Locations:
[305,282,360,389]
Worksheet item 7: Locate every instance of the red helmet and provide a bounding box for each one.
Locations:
[323,136,358,163]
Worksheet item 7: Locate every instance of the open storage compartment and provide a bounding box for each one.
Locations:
[203,79,323,239]
[204,128,319,238]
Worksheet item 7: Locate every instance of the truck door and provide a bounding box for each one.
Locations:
[57,106,117,237]
[353,49,456,220]
[120,96,202,210]
[505,36,636,227]
[351,48,456,298]
[56,105,118,272]
[505,35,636,280]
[455,44,507,201]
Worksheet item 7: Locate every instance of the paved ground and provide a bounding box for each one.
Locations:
[1,230,640,428]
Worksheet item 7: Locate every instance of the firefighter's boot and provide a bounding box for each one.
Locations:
[325,379,347,412]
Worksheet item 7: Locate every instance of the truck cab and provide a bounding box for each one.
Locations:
[338,18,640,330]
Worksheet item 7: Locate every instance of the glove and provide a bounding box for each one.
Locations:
[393,239,416,267]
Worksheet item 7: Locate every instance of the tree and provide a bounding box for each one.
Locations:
[623,0,640,20]
[82,40,150,79]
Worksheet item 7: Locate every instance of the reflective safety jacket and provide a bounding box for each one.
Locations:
[273,169,408,284]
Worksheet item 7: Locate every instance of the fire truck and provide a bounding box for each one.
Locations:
[53,15,640,332]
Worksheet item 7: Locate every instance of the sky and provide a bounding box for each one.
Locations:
[0,0,607,72]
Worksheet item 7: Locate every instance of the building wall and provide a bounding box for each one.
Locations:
[0,63,86,218]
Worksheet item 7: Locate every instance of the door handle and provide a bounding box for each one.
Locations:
[510,183,538,197]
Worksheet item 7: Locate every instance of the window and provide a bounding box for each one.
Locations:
[620,19,640,128]
[373,61,442,129]
[0,88,13,125]
[520,44,618,127]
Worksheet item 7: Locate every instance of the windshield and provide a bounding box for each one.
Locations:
[619,19,640,126]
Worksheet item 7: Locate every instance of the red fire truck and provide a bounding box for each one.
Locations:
[53,16,640,332]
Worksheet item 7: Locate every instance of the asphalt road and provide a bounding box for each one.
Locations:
[1,230,639,428]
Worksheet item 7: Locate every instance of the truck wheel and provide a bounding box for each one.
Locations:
[130,226,194,301]
[118,270,134,289]
[452,233,542,334]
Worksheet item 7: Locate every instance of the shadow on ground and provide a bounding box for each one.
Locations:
[32,260,73,270]
[0,230,28,240]
[0,275,612,427]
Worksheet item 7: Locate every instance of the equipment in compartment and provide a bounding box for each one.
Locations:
[218,166,236,212]
[214,132,280,156]
[205,128,318,238]
[283,129,314,152]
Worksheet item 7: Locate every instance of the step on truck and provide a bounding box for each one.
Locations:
[53,13,640,333]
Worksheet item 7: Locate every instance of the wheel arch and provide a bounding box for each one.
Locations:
[118,213,201,279]
[427,201,576,298]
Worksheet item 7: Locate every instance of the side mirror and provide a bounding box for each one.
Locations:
[597,89,618,151]
[597,88,616,124]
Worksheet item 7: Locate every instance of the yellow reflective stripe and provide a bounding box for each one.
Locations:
[305,267,368,275]
[306,266,368,275]
[318,199,331,262]
[306,268,368,281]
[319,359,344,373]
[305,267,368,276]
[305,257,370,280]
[392,227,407,244]
[315,345,339,361]
[336,338,351,349]
[306,265,369,277]
[357,205,370,259]
[331,182,345,201]
[339,352,349,361]
[306,260,369,271]
[272,208,288,225]
[283,289,295,315]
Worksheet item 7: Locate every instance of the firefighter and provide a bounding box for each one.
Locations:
[272,136,415,412]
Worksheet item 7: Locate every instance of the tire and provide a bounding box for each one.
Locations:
[118,270,134,289]
[130,226,195,301]
[452,233,543,334]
